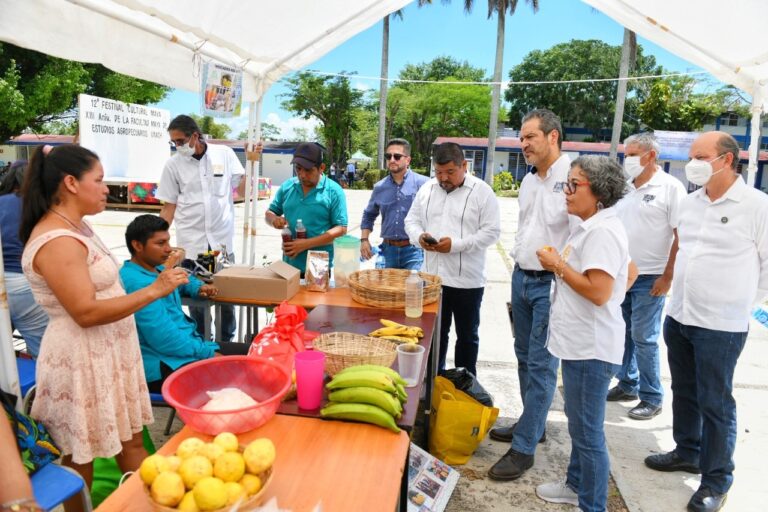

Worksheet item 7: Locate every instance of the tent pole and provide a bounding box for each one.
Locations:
[0,231,23,411]
[248,97,264,266]
[747,85,764,188]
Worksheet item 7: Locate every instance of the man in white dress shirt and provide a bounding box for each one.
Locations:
[489,109,572,481]
[611,133,686,420]
[644,131,768,512]
[157,115,257,342]
[404,142,500,378]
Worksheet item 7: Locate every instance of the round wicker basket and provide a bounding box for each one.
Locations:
[314,332,398,376]
[348,269,441,308]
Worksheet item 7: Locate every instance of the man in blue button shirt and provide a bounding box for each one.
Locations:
[120,215,249,392]
[265,142,348,274]
[360,138,429,269]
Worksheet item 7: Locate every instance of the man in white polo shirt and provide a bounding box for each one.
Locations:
[644,131,768,512]
[611,133,686,420]
[488,109,573,481]
[157,115,258,342]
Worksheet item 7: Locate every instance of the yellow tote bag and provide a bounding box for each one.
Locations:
[428,376,500,465]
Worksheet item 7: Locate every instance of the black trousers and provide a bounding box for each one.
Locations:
[438,285,485,377]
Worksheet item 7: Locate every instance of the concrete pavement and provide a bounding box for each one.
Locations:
[91,189,767,511]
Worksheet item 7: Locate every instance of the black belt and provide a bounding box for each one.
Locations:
[515,264,553,278]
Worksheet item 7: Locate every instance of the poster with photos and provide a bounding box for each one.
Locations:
[407,443,459,512]
[201,62,243,118]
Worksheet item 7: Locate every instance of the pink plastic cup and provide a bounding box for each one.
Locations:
[294,351,326,410]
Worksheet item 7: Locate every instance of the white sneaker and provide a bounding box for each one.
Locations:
[536,480,579,506]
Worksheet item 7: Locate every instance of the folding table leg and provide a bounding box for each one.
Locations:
[398,441,410,512]
[423,289,442,448]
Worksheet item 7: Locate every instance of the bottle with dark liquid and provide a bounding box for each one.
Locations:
[295,218,307,239]
[281,225,293,243]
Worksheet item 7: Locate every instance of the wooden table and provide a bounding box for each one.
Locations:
[277,304,437,434]
[96,415,409,512]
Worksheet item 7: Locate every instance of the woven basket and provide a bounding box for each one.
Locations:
[348,269,442,308]
[314,332,398,376]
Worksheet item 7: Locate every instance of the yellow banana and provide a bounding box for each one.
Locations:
[379,319,424,338]
[337,364,408,387]
[320,402,401,433]
[326,370,398,394]
[327,387,402,418]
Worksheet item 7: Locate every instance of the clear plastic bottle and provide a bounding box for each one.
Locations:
[375,249,386,269]
[295,218,307,239]
[405,269,423,318]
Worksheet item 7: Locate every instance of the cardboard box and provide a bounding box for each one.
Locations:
[213,261,300,302]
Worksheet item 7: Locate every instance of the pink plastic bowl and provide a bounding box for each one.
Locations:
[161,356,291,435]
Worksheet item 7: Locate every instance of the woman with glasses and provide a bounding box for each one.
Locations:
[534,155,637,512]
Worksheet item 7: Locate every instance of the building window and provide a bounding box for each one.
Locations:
[508,152,528,182]
[719,112,740,127]
[463,150,484,177]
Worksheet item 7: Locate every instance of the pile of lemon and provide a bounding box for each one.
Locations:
[140,432,275,511]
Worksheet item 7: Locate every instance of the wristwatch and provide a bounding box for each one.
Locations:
[360,238,369,242]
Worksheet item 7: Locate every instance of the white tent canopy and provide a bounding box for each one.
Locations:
[583,0,767,185]
[0,0,411,404]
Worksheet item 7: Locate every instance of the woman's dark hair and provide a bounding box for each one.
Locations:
[19,144,100,243]
[125,214,170,255]
[0,160,27,195]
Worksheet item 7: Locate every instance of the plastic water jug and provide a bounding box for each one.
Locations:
[333,235,360,287]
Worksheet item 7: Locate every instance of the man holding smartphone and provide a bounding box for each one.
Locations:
[405,142,500,378]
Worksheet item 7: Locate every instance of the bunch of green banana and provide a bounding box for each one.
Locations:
[369,319,424,344]
[321,365,408,433]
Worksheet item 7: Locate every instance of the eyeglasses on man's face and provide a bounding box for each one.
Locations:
[384,152,405,161]
[563,179,590,195]
[169,135,193,147]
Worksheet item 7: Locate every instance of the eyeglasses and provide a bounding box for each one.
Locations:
[563,179,590,195]
[384,153,406,161]
[168,136,192,147]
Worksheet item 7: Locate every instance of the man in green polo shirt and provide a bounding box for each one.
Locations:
[265,142,348,273]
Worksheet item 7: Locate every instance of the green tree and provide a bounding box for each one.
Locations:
[637,77,748,132]
[0,43,168,141]
[505,39,662,140]
[388,56,491,167]
[189,114,231,139]
[237,122,281,140]
[280,71,365,166]
[460,0,540,184]
[352,99,380,162]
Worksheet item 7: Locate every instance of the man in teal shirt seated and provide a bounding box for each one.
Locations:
[120,215,249,392]
[265,142,348,274]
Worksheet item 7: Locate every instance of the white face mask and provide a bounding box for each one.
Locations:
[685,154,726,186]
[623,153,649,179]
[175,138,195,157]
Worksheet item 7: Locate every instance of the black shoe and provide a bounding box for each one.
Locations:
[489,422,547,443]
[628,401,662,420]
[644,451,700,474]
[607,386,639,402]
[488,448,534,481]
[687,487,727,512]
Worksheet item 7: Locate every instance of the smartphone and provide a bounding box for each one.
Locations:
[423,235,438,245]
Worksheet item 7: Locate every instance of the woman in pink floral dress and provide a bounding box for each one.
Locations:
[20,144,189,507]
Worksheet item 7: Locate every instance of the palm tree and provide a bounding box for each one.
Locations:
[609,28,637,159]
[461,0,539,184]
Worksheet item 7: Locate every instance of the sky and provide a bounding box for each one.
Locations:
[154,0,720,140]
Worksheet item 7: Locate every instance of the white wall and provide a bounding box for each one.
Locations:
[261,152,294,186]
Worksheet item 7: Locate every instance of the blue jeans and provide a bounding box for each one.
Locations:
[663,316,746,494]
[616,274,665,406]
[563,359,620,512]
[438,286,484,377]
[5,272,49,358]
[379,242,423,270]
[511,266,559,454]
